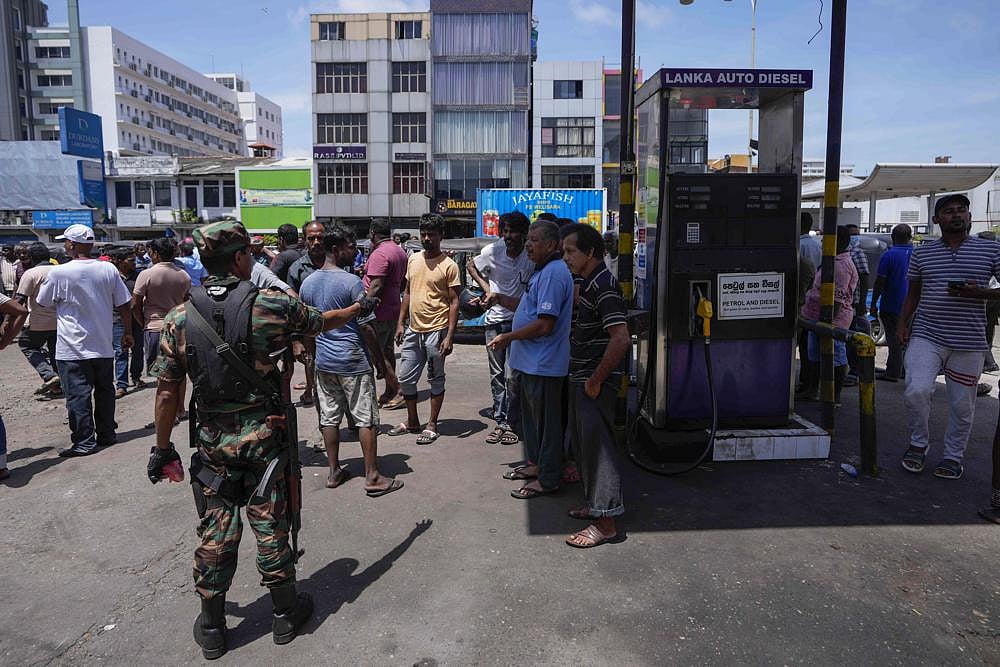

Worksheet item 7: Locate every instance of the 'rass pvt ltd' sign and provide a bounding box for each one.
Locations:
[312,145,366,160]
[660,68,812,89]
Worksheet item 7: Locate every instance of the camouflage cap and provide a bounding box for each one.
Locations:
[193,221,250,260]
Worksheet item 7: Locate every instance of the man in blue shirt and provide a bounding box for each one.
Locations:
[488,220,574,497]
[299,225,402,497]
[870,224,913,381]
[175,240,208,286]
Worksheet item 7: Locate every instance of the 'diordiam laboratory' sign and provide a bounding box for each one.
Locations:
[659,68,812,89]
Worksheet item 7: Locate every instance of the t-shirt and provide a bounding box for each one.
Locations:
[801,253,858,330]
[875,244,913,315]
[908,236,1000,351]
[270,245,304,282]
[362,239,408,322]
[250,262,292,293]
[299,268,370,375]
[133,262,192,332]
[15,264,56,331]
[405,251,461,332]
[799,234,822,270]
[36,259,132,360]
[287,254,321,293]
[175,255,207,286]
[473,239,534,325]
[570,265,627,386]
[508,256,575,377]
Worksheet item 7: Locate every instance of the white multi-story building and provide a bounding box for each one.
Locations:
[531,61,603,189]
[310,11,432,227]
[207,73,283,158]
[802,158,855,179]
[21,24,264,159]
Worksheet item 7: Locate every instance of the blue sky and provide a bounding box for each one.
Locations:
[52,0,999,175]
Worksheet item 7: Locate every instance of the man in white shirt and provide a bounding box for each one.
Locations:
[468,211,534,445]
[37,224,133,457]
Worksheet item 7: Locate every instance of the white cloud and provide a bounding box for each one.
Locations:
[269,91,311,115]
[569,0,619,27]
[288,0,427,24]
[637,0,671,29]
[282,145,313,159]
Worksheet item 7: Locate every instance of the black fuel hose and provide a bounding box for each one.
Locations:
[625,336,718,476]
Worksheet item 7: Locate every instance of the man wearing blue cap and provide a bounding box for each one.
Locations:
[37,224,134,456]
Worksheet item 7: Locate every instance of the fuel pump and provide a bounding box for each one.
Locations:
[630,68,830,470]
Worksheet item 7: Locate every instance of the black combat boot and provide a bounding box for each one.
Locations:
[270,582,314,645]
[192,594,227,660]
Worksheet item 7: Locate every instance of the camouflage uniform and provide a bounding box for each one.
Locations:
[152,222,324,600]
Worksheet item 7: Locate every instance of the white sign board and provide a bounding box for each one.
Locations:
[717,272,785,320]
[116,207,152,227]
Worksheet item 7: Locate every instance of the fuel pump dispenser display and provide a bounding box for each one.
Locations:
[631,68,830,470]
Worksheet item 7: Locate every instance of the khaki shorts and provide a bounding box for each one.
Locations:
[315,371,379,429]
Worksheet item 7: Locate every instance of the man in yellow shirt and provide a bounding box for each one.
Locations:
[389,214,461,445]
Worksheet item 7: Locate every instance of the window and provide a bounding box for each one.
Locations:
[668,142,705,166]
[541,165,595,188]
[318,163,368,195]
[431,13,530,57]
[433,158,527,201]
[115,182,133,207]
[541,117,595,158]
[393,163,425,194]
[602,119,621,162]
[316,62,367,94]
[318,21,346,41]
[392,112,426,143]
[223,182,236,207]
[14,43,22,61]
[391,62,426,93]
[37,74,72,87]
[154,181,171,207]
[135,181,152,205]
[17,97,26,116]
[38,101,72,115]
[203,181,220,207]
[553,80,583,99]
[35,46,71,59]
[40,129,60,141]
[316,113,367,144]
[395,20,422,39]
[183,181,198,209]
[603,74,622,116]
[12,7,21,30]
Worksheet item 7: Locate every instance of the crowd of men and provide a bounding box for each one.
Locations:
[1,197,999,658]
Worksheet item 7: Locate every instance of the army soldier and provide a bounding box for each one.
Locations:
[146,221,378,660]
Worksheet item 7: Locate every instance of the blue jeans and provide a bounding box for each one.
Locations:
[17,328,58,383]
[519,373,564,490]
[484,321,520,431]
[112,321,129,390]
[58,358,117,453]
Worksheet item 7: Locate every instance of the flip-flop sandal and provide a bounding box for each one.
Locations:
[566,524,617,549]
[382,396,406,410]
[499,431,519,446]
[900,446,926,473]
[293,381,307,390]
[388,423,420,436]
[484,427,505,445]
[502,466,537,481]
[510,484,558,500]
[568,506,593,520]
[366,478,404,497]
[932,459,963,480]
[326,467,351,488]
[416,429,439,445]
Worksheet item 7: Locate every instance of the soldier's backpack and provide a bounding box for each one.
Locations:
[184,280,275,408]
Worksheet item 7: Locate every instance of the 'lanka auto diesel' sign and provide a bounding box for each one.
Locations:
[660,68,812,89]
[312,145,366,160]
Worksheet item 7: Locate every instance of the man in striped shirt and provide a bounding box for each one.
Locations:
[899,194,1000,480]
[560,223,629,548]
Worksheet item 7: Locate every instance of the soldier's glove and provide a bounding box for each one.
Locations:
[355,295,381,319]
[147,443,181,484]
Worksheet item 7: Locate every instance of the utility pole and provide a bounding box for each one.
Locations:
[618,0,637,303]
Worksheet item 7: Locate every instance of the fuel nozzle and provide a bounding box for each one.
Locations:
[695,288,713,339]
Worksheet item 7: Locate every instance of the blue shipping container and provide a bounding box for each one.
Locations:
[475,189,607,237]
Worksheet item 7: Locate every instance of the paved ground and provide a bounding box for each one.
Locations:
[0,341,998,666]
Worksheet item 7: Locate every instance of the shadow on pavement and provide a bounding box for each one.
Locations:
[224,519,433,650]
[6,446,53,463]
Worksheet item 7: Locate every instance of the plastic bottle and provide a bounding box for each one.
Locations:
[840,462,858,478]
[162,459,185,483]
